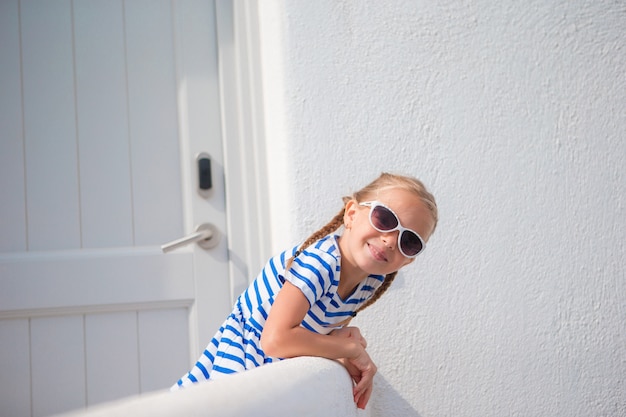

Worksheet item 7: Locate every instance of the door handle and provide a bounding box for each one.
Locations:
[161,223,221,253]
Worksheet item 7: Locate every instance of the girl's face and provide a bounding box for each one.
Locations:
[340,187,435,278]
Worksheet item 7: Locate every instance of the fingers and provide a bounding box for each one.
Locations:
[353,374,374,409]
[335,331,375,409]
[339,359,368,407]
[352,364,375,395]
[348,349,377,409]
[354,383,373,409]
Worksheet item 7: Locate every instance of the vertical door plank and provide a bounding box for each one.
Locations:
[85,312,140,406]
[173,0,232,353]
[124,1,183,246]
[138,308,190,392]
[0,319,31,417]
[31,315,85,417]
[21,0,81,251]
[74,0,134,248]
[0,0,27,252]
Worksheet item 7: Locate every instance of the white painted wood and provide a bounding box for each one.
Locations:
[172,0,232,359]
[138,309,190,392]
[31,315,86,417]
[21,0,81,251]
[74,0,134,248]
[0,249,194,313]
[0,319,31,417]
[0,0,27,253]
[86,312,140,406]
[125,0,183,246]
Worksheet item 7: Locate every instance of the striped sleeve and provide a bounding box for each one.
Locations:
[284,247,337,307]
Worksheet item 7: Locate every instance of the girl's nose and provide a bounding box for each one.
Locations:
[381,232,398,249]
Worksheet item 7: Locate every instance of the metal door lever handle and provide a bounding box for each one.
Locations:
[161,223,220,253]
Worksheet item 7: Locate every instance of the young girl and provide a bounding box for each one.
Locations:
[172,172,438,409]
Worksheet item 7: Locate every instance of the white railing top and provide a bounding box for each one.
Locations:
[53,356,365,417]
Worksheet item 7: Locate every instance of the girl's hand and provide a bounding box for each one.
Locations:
[345,347,377,409]
[329,326,367,348]
[331,327,376,408]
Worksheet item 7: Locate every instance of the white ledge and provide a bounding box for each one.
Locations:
[53,357,363,417]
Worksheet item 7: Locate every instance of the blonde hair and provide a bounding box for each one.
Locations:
[287,172,438,315]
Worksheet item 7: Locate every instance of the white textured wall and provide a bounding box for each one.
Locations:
[257,1,625,416]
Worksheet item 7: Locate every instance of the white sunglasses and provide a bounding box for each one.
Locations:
[359,201,425,258]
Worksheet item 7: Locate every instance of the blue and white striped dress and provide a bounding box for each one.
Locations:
[172,234,385,389]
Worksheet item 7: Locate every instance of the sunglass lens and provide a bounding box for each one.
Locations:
[400,231,423,257]
[371,205,398,231]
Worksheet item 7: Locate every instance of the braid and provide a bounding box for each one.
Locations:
[286,206,345,270]
[356,271,397,313]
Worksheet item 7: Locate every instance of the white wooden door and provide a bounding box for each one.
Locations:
[0,1,233,416]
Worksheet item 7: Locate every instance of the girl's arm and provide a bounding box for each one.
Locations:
[261,281,376,409]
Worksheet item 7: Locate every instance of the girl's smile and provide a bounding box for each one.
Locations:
[367,241,388,263]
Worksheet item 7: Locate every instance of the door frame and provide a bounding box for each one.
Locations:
[172,0,272,360]
[216,1,272,300]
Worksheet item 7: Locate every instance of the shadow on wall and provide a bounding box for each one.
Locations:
[369,374,423,417]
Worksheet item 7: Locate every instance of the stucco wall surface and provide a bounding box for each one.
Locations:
[257,1,625,416]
